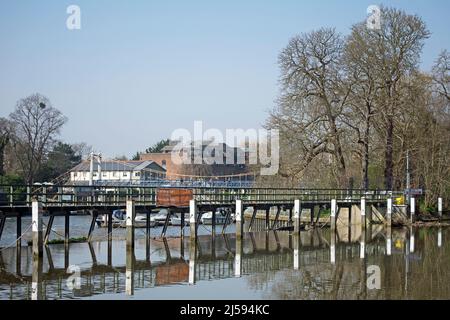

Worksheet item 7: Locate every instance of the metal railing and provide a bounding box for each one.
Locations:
[0,184,404,208]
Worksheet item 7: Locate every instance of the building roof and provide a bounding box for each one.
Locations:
[70,160,166,172]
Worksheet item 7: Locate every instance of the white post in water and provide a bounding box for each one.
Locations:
[387,226,392,256]
[438,198,443,217]
[125,240,135,296]
[294,200,301,234]
[330,230,336,264]
[410,226,415,253]
[235,200,243,239]
[331,199,337,231]
[189,200,197,239]
[387,198,392,228]
[410,197,415,223]
[438,228,442,248]
[32,200,43,258]
[126,200,135,249]
[360,197,366,234]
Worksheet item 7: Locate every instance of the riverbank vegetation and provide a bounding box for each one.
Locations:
[259,6,449,207]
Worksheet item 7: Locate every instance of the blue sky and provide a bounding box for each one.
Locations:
[0,0,449,158]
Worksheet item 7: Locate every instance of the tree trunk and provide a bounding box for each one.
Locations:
[384,117,394,190]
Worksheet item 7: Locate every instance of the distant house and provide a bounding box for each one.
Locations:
[140,140,251,180]
[69,160,166,185]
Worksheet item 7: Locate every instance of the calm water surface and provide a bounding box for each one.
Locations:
[0,217,449,300]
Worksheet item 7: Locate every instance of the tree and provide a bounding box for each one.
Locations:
[269,28,352,187]
[347,7,430,190]
[9,93,67,184]
[145,139,170,154]
[36,142,82,182]
[0,118,11,176]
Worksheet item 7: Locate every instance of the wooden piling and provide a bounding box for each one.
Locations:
[32,200,43,258]
[190,200,197,239]
[126,238,135,296]
[331,199,337,231]
[235,200,243,239]
[294,200,301,234]
[234,235,242,277]
[126,200,135,249]
[410,197,415,223]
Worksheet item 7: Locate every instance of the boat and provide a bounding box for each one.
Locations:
[201,208,232,225]
[171,213,190,226]
[151,209,177,225]
[96,210,158,228]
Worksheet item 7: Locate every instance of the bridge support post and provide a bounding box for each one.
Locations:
[331,199,337,231]
[387,198,392,228]
[330,229,336,264]
[294,200,301,234]
[235,200,243,239]
[190,200,197,239]
[126,200,135,249]
[438,197,443,217]
[438,227,442,248]
[410,197,415,224]
[32,200,43,258]
[31,250,43,300]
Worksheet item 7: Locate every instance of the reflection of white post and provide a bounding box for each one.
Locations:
[330,230,336,264]
[234,237,242,277]
[331,199,337,231]
[235,200,243,239]
[387,227,392,256]
[410,197,415,223]
[438,198,443,217]
[438,228,442,248]
[294,200,300,234]
[410,227,415,253]
[293,235,300,270]
[387,198,392,228]
[31,257,43,300]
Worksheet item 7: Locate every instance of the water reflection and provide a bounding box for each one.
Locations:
[0,226,449,300]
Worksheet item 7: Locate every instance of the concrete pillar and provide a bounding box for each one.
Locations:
[126,200,135,249]
[410,197,415,223]
[386,198,392,228]
[126,241,135,296]
[189,200,197,239]
[234,236,242,277]
[331,199,337,231]
[438,228,442,248]
[438,198,443,217]
[188,237,197,285]
[293,200,301,234]
[235,200,243,239]
[32,200,43,258]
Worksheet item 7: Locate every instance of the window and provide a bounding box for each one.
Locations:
[102,172,107,177]
[93,172,98,177]
[113,172,118,177]
[135,172,141,177]
[74,172,78,177]
[123,172,128,177]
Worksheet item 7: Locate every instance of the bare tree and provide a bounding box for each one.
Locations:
[9,93,67,184]
[0,118,11,176]
[270,28,352,187]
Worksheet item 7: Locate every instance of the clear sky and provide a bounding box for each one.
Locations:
[0,0,449,158]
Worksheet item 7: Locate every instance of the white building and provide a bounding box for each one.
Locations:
[69,160,166,185]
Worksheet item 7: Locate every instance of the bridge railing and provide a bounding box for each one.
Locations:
[0,184,404,208]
